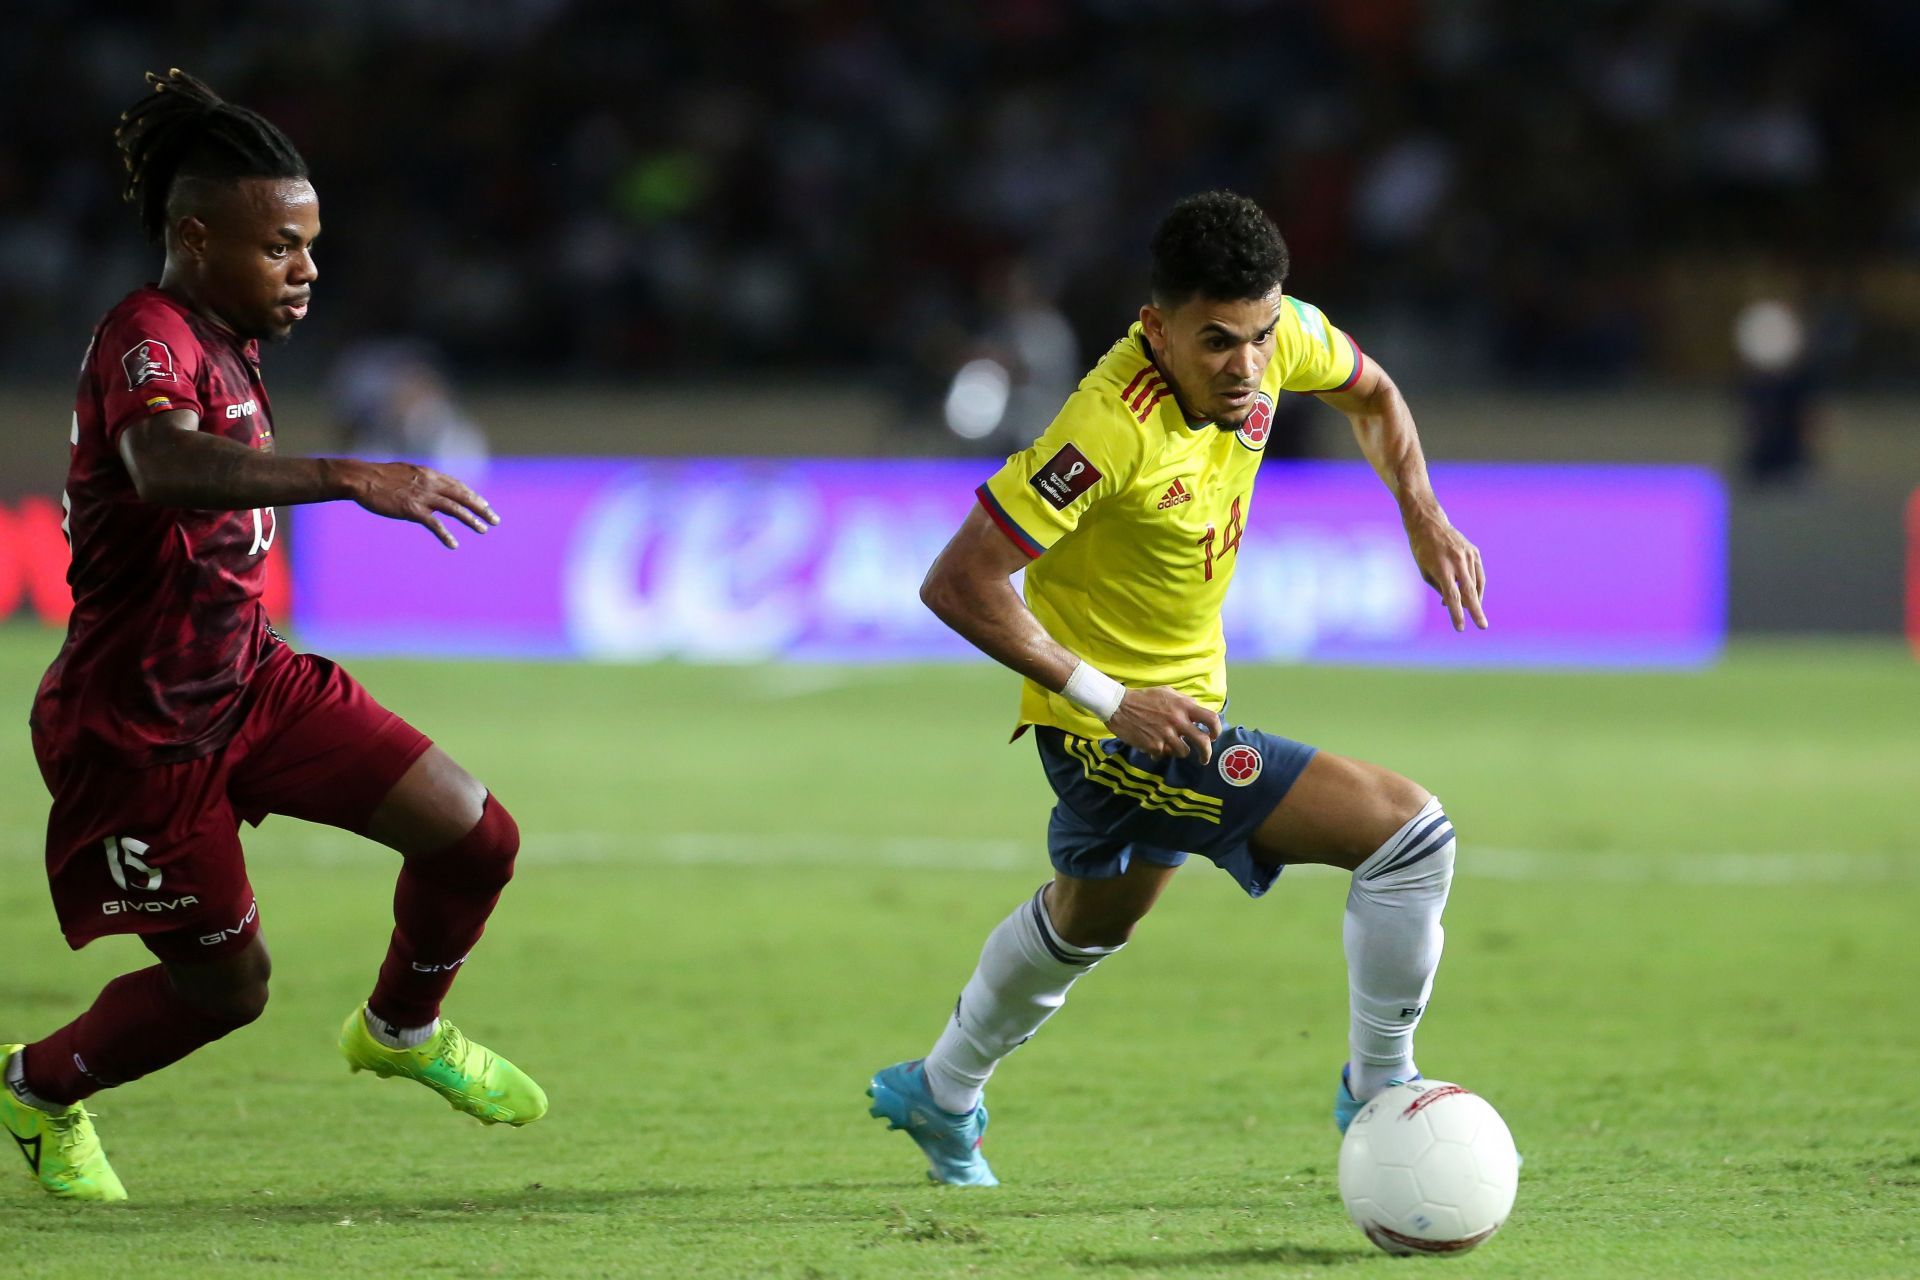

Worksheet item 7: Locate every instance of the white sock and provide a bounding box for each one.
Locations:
[1344,796,1455,1101]
[5,1047,60,1113]
[363,1007,439,1050]
[922,884,1122,1115]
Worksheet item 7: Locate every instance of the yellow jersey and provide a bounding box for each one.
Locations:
[976,299,1363,738]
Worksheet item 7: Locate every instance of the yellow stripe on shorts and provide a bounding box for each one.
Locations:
[1096,746,1224,811]
[1064,736,1223,824]
[1068,736,1221,812]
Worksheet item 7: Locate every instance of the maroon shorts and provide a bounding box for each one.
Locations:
[32,645,431,960]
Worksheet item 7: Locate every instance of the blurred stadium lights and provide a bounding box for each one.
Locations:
[943,358,1013,441]
[5,3,1920,390]
[0,3,1916,651]
[1734,301,1806,374]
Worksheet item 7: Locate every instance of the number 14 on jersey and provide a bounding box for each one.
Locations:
[1197,494,1246,581]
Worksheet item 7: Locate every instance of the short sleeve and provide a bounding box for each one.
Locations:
[1275,295,1365,395]
[96,305,206,441]
[977,390,1144,558]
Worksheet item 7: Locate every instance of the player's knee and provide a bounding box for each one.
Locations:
[1047,893,1146,949]
[1058,917,1138,949]
[471,797,519,888]
[1346,778,1454,883]
[164,937,272,1026]
[1388,775,1434,823]
[173,971,271,1027]
[416,795,519,891]
[1311,770,1437,871]
[220,978,272,1026]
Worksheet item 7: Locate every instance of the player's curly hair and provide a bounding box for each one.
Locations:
[115,68,308,243]
[1149,191,1290,306]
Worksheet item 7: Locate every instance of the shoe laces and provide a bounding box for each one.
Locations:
[431,1023,480,1080]
[47,1105,102,1162]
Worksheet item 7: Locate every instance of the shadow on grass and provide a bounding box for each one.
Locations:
[12,1180,1350,1242]
[0,1185,737,1236]
[168,1184,712,1221]
[142,1179,932,1224]
[1085,1244,1375,1270]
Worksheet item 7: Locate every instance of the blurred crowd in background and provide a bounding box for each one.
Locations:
[3,0,1916,438]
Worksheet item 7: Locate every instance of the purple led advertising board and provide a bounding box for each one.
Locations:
[292,459,1725,667]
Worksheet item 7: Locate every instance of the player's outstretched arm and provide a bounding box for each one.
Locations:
[922,505,1220,761]
[119,411,498,549]
[1318,362,1488,632]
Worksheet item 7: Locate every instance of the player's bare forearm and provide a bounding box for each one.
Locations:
[1319,363,1439,519]
[921,506,1080,690]
[922,505,1222,759]
[1318,361,1488,630]
[120,416,350,508]
[119,413,498,549]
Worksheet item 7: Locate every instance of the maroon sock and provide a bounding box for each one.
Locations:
[367,795,519,1030]
[22,966,252,1106]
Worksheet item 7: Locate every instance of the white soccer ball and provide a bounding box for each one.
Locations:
[1337,1079,1519,1255]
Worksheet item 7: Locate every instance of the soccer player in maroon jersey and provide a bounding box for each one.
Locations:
[1,70,547,1203]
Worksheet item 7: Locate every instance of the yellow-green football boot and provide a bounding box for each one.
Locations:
[338,1009,547,1126]
[1,1045,128,1202]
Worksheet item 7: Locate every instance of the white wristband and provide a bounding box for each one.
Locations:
[1061,661,1126,722]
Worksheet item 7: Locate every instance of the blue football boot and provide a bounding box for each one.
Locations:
[1334,1063,1422,1135]
[867,1059,998,1187]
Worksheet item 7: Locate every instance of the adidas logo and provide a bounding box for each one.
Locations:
[1157,479,1194,509]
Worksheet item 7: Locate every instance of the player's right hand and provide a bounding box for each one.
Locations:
[1107,686,1222,764]
[338,460,499,549]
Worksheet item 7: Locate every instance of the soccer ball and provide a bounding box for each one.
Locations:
[1337,1079,1519,1255]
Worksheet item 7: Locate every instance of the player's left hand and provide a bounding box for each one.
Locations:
[1108,686,1222,764]
[1403,507,1488,632]
[337,459,499,549]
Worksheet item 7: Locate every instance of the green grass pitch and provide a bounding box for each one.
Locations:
[1,625,1916,1278]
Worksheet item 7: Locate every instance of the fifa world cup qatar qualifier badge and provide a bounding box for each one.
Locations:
[122,338,176,389]
[1029,443,1103,510]
[1235,392,1275,450]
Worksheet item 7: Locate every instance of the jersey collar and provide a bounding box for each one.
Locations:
[1131,328,1212,430]
[149,283,261,364]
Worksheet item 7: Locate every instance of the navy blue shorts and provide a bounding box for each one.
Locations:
[1034,723,1318,898]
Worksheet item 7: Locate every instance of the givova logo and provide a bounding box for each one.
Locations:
[102,896,199,915]
[199,900,259,948]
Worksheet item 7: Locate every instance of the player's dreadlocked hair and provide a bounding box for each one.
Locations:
[1149,190,1290,306]
[115,68,308,244]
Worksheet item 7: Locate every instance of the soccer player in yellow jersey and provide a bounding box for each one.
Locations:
[868,191,1488,1186]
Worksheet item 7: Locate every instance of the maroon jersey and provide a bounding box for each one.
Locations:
[32,286,282,765]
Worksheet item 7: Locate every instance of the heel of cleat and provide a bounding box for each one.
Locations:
[865,1060,998,1187]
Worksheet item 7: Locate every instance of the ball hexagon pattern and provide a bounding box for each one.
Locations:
[1337,1080,1519,1256]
